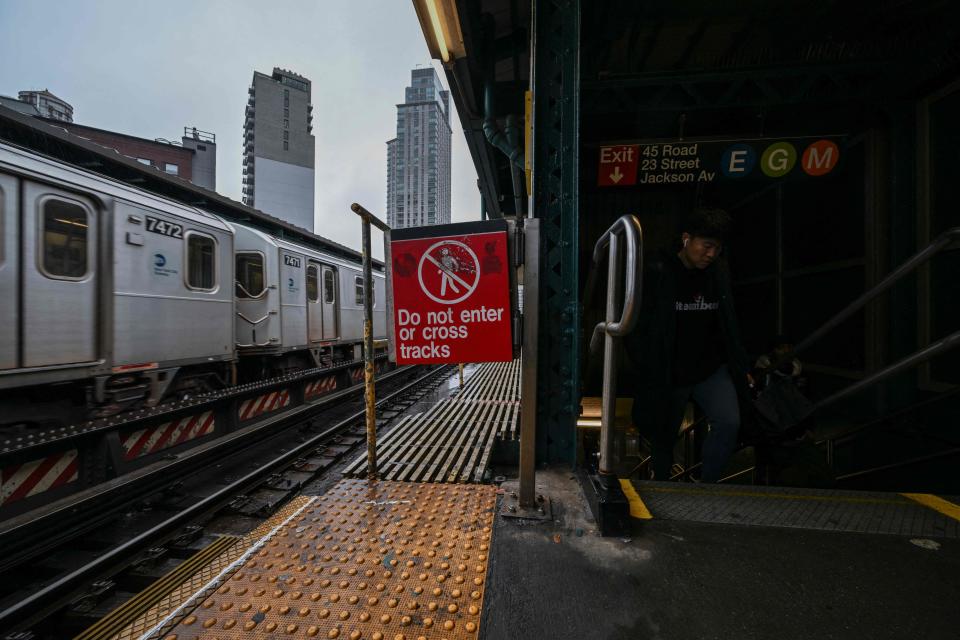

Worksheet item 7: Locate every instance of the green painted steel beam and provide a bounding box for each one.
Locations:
[531,0,581,465]
[581,63,902,114]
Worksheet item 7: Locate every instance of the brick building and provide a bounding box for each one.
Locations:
[53,122,217,190]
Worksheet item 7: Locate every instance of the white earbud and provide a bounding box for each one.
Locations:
[683,238,689,247]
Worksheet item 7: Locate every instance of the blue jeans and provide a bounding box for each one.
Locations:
[650,365,741,482]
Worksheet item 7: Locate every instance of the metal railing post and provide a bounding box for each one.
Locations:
[351,203,391,482]
[590,215,643,479]
[598,232,621,476]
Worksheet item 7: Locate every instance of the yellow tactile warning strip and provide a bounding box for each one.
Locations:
[138,480,497,640]
[75,536,241,640]
[618,479,652,520]
[110,496,316,640]
[901,493,960,523]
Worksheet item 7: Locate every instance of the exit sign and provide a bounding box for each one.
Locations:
[598,144,639,187]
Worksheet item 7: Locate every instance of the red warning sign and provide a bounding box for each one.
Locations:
[390,220,512,364]
[598,144,639,187]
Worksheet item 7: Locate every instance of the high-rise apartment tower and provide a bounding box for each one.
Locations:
[386,68,451,228]
[242,68,315,231]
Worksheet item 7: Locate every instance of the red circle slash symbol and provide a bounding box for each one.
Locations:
[417,240,480,304]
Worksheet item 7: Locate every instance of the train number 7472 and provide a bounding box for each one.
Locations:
[145,216,184,239]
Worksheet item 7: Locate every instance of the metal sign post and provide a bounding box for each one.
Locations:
[500,218,549,520]
[518,218,539,509]
[351,203,391,481]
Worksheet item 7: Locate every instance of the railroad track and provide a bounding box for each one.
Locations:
[0,364,454,637]
[0,356,392,523]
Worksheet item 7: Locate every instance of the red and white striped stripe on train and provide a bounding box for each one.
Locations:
[350,362,387,384]
[238,389,291,421]
[119,411,216,461]
[305,376,337,400]
[1,449,79,506]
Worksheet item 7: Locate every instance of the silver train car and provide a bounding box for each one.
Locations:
[0,142,385,427]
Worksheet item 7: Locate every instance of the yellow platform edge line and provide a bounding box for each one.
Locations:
[645,485,907,506]
[619,478,653,520]
[108,495,317,640]
[901,492,960,523]
[72,535,240,640]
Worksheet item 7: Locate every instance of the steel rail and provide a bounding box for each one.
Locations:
[0,364,452,632]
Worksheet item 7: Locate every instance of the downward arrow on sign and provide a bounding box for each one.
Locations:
[610,166,623,183]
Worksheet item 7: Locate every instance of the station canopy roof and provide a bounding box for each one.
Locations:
[420,0,960,211]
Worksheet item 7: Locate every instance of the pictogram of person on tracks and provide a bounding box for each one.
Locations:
[418,240,480,304]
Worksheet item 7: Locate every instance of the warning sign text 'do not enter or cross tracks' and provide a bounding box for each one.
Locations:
[390,220,512,364]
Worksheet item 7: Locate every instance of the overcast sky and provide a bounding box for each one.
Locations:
[0,0,479,257]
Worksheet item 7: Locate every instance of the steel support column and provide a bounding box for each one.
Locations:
[531,0,581,465]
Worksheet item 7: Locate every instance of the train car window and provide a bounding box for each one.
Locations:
[41,198,88,279]
[355,275,364,306]
[324,269,335,303]
[306,264,319,302]
[235,252,264,298]
[186,232,216,291]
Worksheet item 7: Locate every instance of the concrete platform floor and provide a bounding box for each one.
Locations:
[480,469,960,640]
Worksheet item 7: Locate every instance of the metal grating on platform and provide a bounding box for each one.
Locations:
[452,361,521,441]
[343,361,521,483]
[126,480,495,640]
[634,481,960,538]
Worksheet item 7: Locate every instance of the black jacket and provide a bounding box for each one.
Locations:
[625,250,750,394]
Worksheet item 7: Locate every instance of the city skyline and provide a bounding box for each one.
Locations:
[0,0,479,257]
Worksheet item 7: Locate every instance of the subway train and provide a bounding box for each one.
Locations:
[0,142,386,428]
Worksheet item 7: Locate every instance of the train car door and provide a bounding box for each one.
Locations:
[21,181,98,367]
[306,261,323,342]
[321,265,338,340]
[0,173,18,369]
[279,249,307,347]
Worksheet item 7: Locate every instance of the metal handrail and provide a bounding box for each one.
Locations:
[817,383,960,449]
[835,447,960,482]
[795,226,959,355]
[737,226,960,412]
[815,329,960,410]
[592,215,643,477]
[236,311,271,325]
[235,340,274,348]
[235,281,268,300]
[589,215,644,356]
